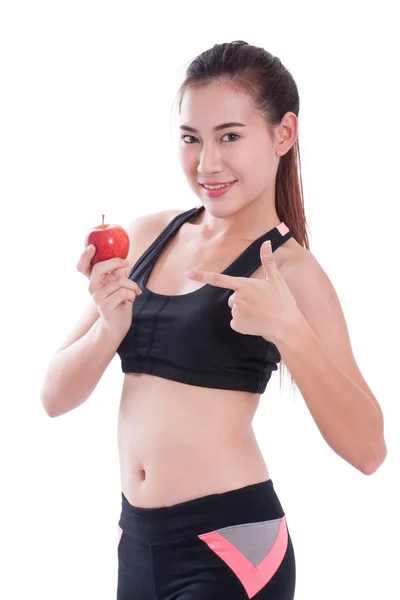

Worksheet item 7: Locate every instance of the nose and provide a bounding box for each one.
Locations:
[197,143,223,175]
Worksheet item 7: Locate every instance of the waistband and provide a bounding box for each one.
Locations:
[118,479,285,546]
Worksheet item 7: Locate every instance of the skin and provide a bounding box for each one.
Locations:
[117,81,303,508]
[178,80,298,241]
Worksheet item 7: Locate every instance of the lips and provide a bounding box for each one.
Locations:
[200,180,237,198]
[200,181,237,186]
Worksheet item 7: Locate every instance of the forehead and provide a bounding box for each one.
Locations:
[179,81,257,129]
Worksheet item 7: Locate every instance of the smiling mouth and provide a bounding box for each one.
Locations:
[200,181,237,190]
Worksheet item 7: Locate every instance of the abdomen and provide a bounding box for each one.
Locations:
[117,373,270,508]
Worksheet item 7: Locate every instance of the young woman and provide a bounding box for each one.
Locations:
[41,41,386,600]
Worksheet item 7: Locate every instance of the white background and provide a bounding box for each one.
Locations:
[1,1,399,598]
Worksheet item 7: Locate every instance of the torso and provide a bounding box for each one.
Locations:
[117,208,307,508]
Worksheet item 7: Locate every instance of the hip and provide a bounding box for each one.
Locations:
[117,479,296,599]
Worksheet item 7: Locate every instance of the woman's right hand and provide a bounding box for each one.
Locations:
[76,245,142,338]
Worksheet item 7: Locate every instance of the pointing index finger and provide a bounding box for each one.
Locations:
[186,270,241,290]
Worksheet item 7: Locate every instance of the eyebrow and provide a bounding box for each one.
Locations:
[179,122,246,133]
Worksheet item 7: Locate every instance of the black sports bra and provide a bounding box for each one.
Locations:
[116,205,293,393]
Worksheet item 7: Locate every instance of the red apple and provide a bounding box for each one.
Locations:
[84,214,130,265]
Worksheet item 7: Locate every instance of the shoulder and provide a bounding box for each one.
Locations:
[127,208,186,234]
[125,208,187,243]
[275,234,309,273]
[124,208,187,271]
[280,243,342,329]
[280,242,329,296]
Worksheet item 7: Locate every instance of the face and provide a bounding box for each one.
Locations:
[178,81,284,219]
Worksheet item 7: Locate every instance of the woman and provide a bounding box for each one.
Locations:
[41,41,386,600]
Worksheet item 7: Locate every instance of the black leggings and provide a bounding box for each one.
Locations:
[117,479,296,599]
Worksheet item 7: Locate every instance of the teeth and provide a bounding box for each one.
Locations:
[203,183,232,190]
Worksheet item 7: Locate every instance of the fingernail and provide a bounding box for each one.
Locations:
[264,241,271,252]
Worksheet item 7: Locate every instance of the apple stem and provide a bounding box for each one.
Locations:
[102,214,105,229]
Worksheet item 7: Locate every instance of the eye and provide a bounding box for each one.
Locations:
[221,133,240,142]
[180,135,198,144]
[180,133,240,144]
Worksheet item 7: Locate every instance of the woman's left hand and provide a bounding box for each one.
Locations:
[186,240,301,345]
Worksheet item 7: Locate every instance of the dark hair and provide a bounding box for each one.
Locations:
[175,41,311,394]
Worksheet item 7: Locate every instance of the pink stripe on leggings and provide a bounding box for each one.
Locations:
[198,516,288,598]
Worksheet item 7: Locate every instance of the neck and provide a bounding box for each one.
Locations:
[195,197,281,242]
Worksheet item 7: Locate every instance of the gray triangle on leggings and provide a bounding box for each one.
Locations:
[215,519,282,567]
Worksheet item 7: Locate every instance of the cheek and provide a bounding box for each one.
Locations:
[178,147,196,175]
[178,148,201,196]
[238,147,275,188]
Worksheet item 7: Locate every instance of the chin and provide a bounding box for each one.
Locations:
[204,201,244,218]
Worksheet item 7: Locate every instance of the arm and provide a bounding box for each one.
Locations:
[273,254,387,475]
[40,318,124,418]
[40,208,185,418]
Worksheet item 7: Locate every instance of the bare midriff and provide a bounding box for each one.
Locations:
[117,373,270,508]
[116,208,303,509]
